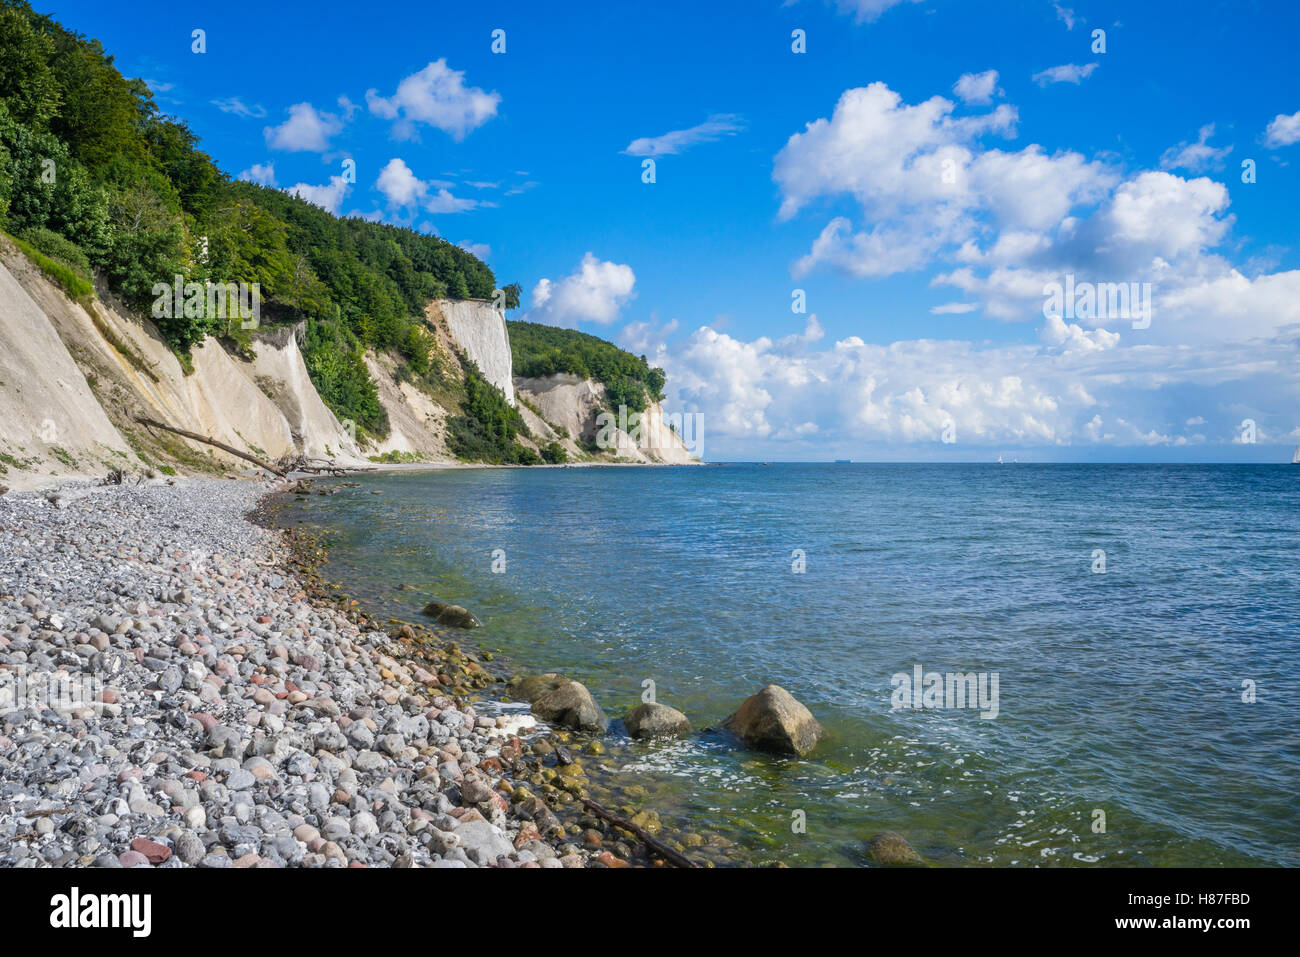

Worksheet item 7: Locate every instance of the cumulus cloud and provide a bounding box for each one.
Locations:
[458,241,491,260]
[1032,62,1099,86]
[622,114,745,157]
[527,254,636,327]
[627,315,1299,457]
[366,60,500,141]
[774,82,1115,280]
[953,70,1001,105]
[374,158,482,215]
[264,102,344,152]
[238,162,276,186]
[288,176,350,214]
[772,80,1299,346]
[774,82,1020,221]
[1159,124,1233,172]
[1263,110,1300,148]
[1039,314,1120,352]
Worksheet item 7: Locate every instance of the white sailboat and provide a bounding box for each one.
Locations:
[997,454,1003,464]
[1292,446,1300,465]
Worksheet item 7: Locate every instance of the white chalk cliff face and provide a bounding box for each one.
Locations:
[0,257,130,488]
[0,244,366,489]
[0,239,697,490]
[431,299,515,406]
[514,373,701,465]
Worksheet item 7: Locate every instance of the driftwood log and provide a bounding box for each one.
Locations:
[276,453,374,476]
[133,415,286,477]
[581,797,700,869]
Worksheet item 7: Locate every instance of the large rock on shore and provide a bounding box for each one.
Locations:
[865,831,924,866]
[624,702,691,740]
[510,674,607,733]
[422,600,480,629]
[721,684,822,756]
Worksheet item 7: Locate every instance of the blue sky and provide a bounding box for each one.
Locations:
[45,0,1300,461]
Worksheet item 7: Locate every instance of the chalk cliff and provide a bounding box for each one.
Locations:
[0,241,366,490]
[430,299,515,406]
[0,239,698,491]
[514,373,700,465]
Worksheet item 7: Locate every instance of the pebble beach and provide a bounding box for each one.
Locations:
[0,477,608,869]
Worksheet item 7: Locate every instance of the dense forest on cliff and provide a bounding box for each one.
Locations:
[0,0,495,437]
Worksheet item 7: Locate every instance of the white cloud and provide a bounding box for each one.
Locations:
[831,0,926,23]
[631,315,1299,456]
[622,114,745,157]
[773,80,1296,348]
[1263,110,1300,148]
[238,162,276,186]
[288,176,350,214]
[264,102,344,152]
[213,96,266,119]
[366,60,500,141]
[930,302,978,315]
[774,83,1019,221]
[1032,63,1099,86]
[1039,314,1120,352]
[527,254,636,327]
[1053,2,1079,29]
[1159,124,1232,172]
[774,82,1110,280]
[1102,171,1230,258]
[458,241,491,260]
[953,70,1001,105]
[375,157,427,208]
[374,158,482,214]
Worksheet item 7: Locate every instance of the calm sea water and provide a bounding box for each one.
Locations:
[277,464,1299,867]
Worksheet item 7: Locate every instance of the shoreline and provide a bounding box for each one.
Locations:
[0,475,678,869]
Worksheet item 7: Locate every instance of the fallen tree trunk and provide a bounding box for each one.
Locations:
[277,453,376,476]
[133,416,286,477]
[581,797,700,869]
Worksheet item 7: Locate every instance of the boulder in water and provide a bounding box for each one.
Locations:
[507,673,567,702]
[721,684,822,756]
[624,702,691,740]
[524,676,608,733]
[421,600,480,629]
[865,831,924,866]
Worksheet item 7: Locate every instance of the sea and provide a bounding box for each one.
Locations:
[274,463,1299,866]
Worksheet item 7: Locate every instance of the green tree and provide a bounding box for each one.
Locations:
[0,5,60,128]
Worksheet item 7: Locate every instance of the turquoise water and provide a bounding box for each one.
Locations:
[279,464,1299,866]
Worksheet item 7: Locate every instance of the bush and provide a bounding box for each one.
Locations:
[17,225,91,278]
[6,229,94,302]
[301,319,389,438]
[447,358,533,463]
[541,441,568,464]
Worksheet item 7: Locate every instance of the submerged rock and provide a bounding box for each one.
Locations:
[624,702,691,740]
[507,673,568,702]
[521,676,608,733]
[865,831,924,866]
[721,684,822,756]
[421,600,481,629]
